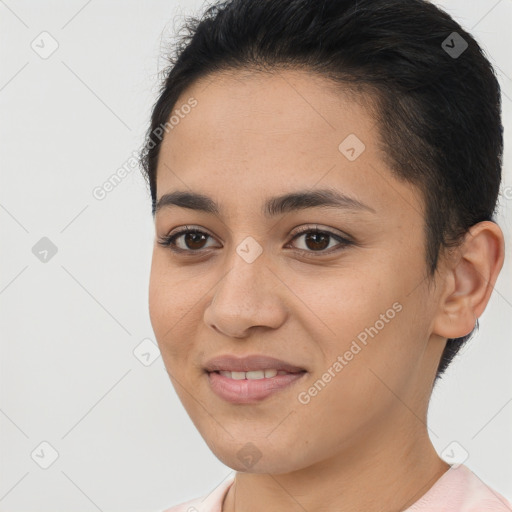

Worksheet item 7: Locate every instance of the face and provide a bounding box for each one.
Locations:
[148,69,446,474]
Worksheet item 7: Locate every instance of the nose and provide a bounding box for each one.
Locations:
[203,253,288,338]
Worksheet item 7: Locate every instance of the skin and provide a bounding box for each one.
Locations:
[148,69,505,512]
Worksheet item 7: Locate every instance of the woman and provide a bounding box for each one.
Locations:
[139,0,511,510]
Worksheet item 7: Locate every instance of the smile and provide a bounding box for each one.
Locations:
[206,369,307,404]
[215,369,298,379]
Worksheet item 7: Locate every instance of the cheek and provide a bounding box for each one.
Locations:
[148,255,168,335]
[289,260,426,380]
[285,266,393,346]
[148,252,216,368]
[148,254,193,355]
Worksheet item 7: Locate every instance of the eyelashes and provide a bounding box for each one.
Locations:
[158,226,216,253]
[157,224,354,257]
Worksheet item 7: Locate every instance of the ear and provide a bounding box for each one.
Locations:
[433,221,505,339]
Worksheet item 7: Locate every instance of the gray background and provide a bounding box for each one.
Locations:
[1,1,511,511]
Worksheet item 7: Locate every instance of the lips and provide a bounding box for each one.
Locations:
[204,354,307,374]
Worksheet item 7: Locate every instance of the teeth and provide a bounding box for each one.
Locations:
[218,369,291,379]
[246,370,265,380]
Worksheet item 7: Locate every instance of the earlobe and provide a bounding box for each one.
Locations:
[432,221,505,339]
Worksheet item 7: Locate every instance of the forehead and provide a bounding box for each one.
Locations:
[155,68,423,221]
[164,68,373,150]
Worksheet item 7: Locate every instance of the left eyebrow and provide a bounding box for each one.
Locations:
[153,187,376,217]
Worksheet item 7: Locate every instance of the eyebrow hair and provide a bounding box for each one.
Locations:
[153,187,376,217]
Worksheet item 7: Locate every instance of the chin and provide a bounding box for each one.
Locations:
[208,439,305,474]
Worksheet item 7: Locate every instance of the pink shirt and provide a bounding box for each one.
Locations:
[162,464,512,512]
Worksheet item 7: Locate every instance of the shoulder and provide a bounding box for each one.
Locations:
[407,464,512,512]
[161,475,235,512]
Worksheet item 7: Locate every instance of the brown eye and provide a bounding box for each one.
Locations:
[288,226,353,255]
[180,231,209,250]
[157,226,219,253]
[301,231,330,251]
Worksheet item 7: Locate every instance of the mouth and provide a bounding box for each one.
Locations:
[203,353,308,403]
[207,369,306,380]
[203,353,307,374]
[206,368,308,404]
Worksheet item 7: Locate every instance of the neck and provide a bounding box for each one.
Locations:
[222,410,450,512]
